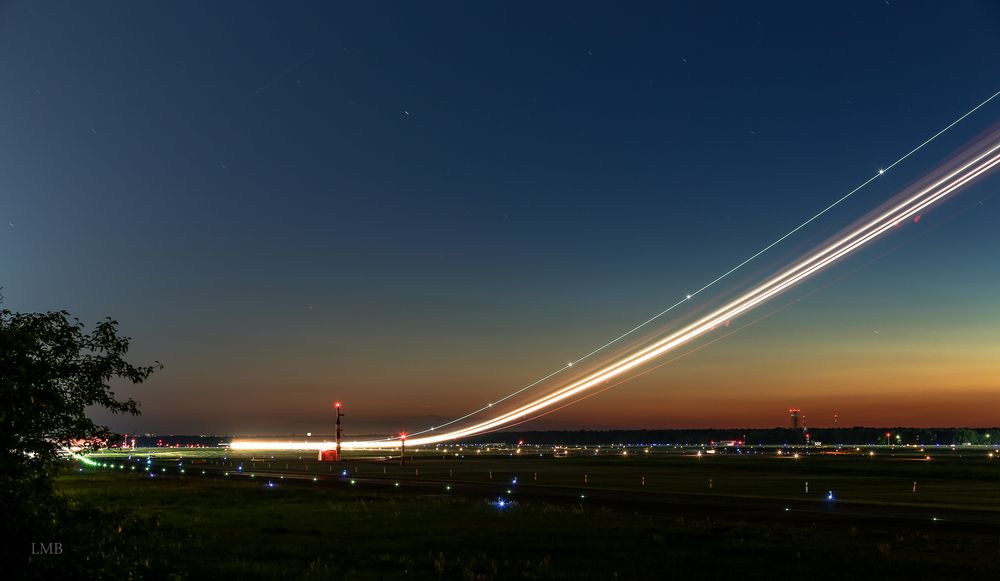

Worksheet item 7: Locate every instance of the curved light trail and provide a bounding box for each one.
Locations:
[391,89,1000,440]
[232,130,1000,452]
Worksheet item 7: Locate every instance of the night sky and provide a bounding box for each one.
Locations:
[3,2,1000,435]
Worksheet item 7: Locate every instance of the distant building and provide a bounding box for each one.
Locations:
[789,408,802,430]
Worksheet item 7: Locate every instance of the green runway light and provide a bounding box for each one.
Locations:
[74,454,99,467]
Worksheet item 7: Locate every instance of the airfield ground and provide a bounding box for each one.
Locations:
[62,444,1000,579]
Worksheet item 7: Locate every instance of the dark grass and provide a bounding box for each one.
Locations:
[58,460,1000,580]
[90,446,1000,511]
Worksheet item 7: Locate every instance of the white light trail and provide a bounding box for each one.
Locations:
[232,133,1000,452]
[392,89,1000,440]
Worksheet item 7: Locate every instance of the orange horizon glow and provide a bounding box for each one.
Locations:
[230,135,1000,451]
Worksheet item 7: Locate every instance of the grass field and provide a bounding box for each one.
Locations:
[86,444,1000,511]
[57,444,1000,579]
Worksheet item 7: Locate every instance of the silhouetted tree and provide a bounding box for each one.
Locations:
[1,305,161,577]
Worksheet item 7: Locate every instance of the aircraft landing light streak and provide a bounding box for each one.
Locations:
[231,133,1000,453]
[381,89,1000,442]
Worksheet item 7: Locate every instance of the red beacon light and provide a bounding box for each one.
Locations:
[317,401,345,462]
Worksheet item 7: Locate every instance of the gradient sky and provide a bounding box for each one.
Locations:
[3,2,1000,434]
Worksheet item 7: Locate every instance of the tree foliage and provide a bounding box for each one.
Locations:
[1,307,162,576]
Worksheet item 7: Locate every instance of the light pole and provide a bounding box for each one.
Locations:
[334,402,344,461]
[400,433,406,466]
